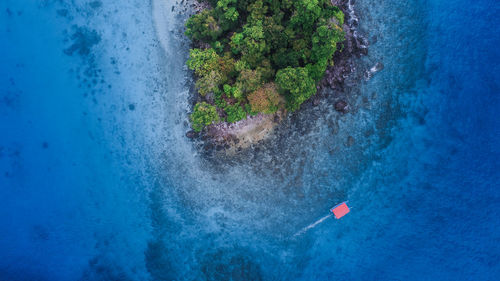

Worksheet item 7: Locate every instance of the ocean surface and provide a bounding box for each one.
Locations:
[1,0,499,280]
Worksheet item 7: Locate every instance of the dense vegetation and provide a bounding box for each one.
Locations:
[186,0,345,132]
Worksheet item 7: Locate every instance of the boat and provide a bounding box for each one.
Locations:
[330,201,350,219]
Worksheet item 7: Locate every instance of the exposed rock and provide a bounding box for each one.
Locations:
[204,143,214,151]
[334,100,349,113]
[205,111,283,150]
[320,0,368,91]
[195,41,211,49]
[186,130,198,138]
[191,0,211,13]
[313,96,321,106]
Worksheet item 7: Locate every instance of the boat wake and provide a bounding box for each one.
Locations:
[293,214,333,238]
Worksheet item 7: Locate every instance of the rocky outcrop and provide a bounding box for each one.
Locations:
[334,100,350,113]
[185,0,367,150]
[321,0,368,91]
[186,130,198,138]
[205,111,284,149]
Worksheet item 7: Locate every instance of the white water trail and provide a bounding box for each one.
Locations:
[293,214,333,238]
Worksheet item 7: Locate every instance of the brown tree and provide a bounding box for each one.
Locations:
[247,83,281,113]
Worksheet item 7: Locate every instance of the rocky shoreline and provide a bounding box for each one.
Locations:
[185,0,368,150]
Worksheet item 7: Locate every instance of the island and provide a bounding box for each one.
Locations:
[185,0,358,148]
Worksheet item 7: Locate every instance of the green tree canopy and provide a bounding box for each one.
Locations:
[187,48,220,77]
[190,102,220,132]
[185,0,345,130]
[185,10,222,42]
[275,67,317,111]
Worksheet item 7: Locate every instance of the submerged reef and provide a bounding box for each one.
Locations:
[184,0,366,148]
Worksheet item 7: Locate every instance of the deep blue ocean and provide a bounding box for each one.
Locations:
[1,0,499,280]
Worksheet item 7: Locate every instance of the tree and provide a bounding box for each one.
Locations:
[223,84,243,99]
[187,49,235,95]
[262,14,286,51]
[305,59,328,82]
[246,0,267,23]
[230,32,244,54]
[255,59,275,81]
[187,48,220,77]
[196,70,224,96]
[215,0,239,31]
[188,49,224,96]
[185,0,346,126]
[333,7,345,25]
[310,24,344,63]
[190,102,220,132]
[218,52,237,78]
[275,67,316,111]
[247,83,281,113]
[235,69,262,95]
[224,103,247,122]
[290,0,322,33]
[240,21,269,67]
[185,10,222,43]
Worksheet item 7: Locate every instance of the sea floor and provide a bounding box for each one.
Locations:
[1,0,499,280]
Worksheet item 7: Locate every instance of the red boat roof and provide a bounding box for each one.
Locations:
[331,202,350,219]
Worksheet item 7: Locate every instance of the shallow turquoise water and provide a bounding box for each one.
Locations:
[1,0,499,280]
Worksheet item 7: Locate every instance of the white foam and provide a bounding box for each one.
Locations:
[293,213,333,238]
